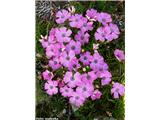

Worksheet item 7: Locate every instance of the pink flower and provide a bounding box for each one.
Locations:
[63,71,81,88]
[48,28,57,44]
[111,82,125,99]
[55,27,72,43]
[79,51,92,66]
[69,91,85,107]
[95,62,109,76]
[49,28,57,37]
[42,70,53,81]
[50,43,65,58]
[75,30,90,45]
[66,40,81,55]
[46,43,65,59]
[49,57,61,71]
[99,71,112,86]
[69,14,83,28]
[47,35,55,45]
[57,80,65,88]
[76,82,94,98]
[60,51,75,68]
[91,89,102,100]
[81,71,97,84]
[86,9,98,21]
[97,12,112,25]
[39,35,49,49]
[95,26,111,42]
[56,9,71,24]
[114,49,125,62]
[80,17,93,32]
[44,80,58,95]
[60,85,73,97]
[106,23,120,41]
[68,58,81,71]
[90,52,104,71]
[45,44,55,59]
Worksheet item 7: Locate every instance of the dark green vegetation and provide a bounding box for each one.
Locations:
[36,1,125,120]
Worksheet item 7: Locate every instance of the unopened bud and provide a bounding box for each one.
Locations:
[82,68,86,72]
[36,53,42,58]
[95,85,99,89]
[86,15,96,22]
[93,43,99,50]
[68,6,75,14]
[81,49,85,52]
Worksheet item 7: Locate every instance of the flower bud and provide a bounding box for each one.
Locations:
[68,6,75,14]
[82,68,86,72]
[93,43,99,50]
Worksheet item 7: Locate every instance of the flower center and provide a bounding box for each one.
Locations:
[81,36,84,40]
[49,85,53,89]
[66,56,70,60]
[75,96,79,100]
[62,33,66,37]
[86,75,91,80]
[101,33,105,38]
[51,48,54,52]
[61,15,65,18]
[102,77,106,80]
[65,89,69,92]
[115,88,119,92]
[59,48,62,52]
[83,56,87,60]
[71,46,76,50]
[99,68,103,71]
[94,59,98,64]
[83,23,87,27]
[71,76,75,81]
[102,18,106,22]
[54,61,57,65]
[75,19,78,22]
[83,87,87,91]
[48,73,52,77]
[73,64,77,68]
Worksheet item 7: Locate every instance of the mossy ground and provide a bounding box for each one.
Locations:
[36,1,125,120]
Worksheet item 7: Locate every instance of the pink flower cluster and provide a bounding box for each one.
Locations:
[40,8,125,107]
